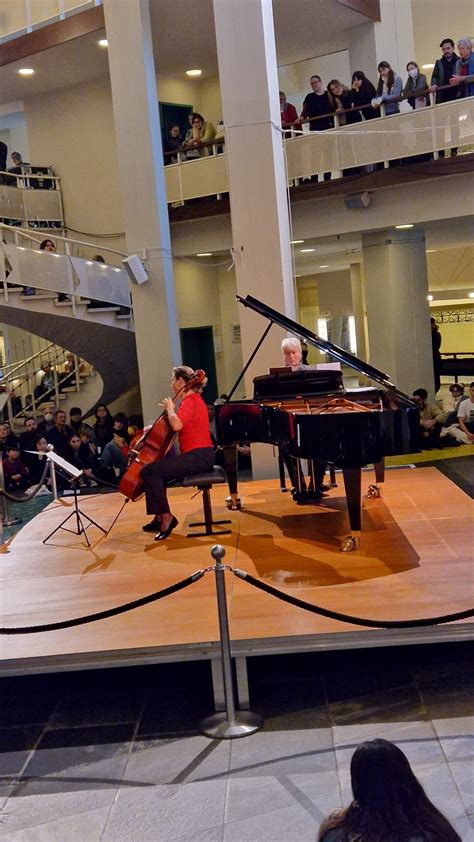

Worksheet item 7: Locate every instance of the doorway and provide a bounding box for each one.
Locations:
[180,326,218,403]
[159,102,192,148]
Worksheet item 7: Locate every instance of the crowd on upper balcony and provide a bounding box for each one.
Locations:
[280,36,474,134]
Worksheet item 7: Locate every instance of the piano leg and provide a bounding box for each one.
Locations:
[329,463,337,487]
[341,467,361,551]
[367,458,385,499]
[222,446,242,510]
[278,451,289,492]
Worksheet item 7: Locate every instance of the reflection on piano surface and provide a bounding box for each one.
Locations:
[215,295,421,551]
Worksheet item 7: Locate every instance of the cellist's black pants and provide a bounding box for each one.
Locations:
[141,448,215,515]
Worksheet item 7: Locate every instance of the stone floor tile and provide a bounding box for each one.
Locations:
[329,685,425,726]
[0,789,118,836]
[433,716,474,762]
[125,735,231,785]
[223,803,318,842]
[0,804,111,840]
[333,720,444,770]
[224,776,296,824]
[0,727,43,777]
[448,759,474,815]
[101,780,227,841]
[16,724,134,796]
[287,770,342,818]
[49,685,147,729]
[416,763,468,824]
[228,727,335,777]
[173,826,224,842]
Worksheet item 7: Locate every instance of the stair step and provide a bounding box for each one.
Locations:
[2,286,24,293]
[20,293,57,300]
[87,306,121,313]
[116,313,132,320]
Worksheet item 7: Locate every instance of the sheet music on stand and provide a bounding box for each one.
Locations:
[46,450,83,479]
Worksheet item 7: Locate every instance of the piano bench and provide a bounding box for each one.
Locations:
[182,466,231,538]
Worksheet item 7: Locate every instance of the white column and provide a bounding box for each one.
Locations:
[362,228,434,398]
[350,263,368,362]
[213,0,297,478]
[103,0,181,422]
[349,0,415,82]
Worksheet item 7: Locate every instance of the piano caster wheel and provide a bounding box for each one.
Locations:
[225,495,241,511]
[367,484,381,499]
[341,536,359,552]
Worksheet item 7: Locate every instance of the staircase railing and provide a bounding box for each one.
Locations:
[0,342,95,425]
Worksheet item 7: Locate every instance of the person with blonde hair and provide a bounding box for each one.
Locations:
[281,336,308,370]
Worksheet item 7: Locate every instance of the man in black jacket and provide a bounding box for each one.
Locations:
[430,38,459,102]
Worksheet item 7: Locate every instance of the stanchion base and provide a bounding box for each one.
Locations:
[199,711,263,739]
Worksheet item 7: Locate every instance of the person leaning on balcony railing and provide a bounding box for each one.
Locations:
[372,61,403,115]
[279,91,298,137]
[429,38,459,103]
[451,37,474,97]
[327,79,357,125]
[299,75,334,131]
[350,71,378,120]
[182,112,216,160]
[403,62,429,109]
[163,124,182,165]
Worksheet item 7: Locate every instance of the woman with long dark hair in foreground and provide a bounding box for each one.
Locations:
[318,739,461,842]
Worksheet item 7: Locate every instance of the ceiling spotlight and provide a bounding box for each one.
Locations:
[319,265,329,269]
[427,294,433,301]
[426,249,437,253]
[395,224,414,230]
[291,239,304,244]
[196,252,212,257]
[98,39,108,47]
[422,63,435,70]
[18,68,35,76]
[300,248,316,253]
[186,69,202,77]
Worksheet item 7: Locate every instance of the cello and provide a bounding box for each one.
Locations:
[119,369,206,501]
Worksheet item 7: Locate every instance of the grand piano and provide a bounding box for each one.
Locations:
[215,294,422,551]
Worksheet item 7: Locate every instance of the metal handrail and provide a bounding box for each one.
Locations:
[0,222,127,259]
[0,169,61,183]
[0,341,57,380]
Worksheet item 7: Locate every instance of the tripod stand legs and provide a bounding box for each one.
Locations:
[43,487,107,546]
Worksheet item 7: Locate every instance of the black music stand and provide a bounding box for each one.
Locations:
[42,455,106,546]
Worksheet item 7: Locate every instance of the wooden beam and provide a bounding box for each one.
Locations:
[0,5,105,67]
[337,0,381,21]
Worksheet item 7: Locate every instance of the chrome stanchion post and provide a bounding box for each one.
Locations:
[200,545,262,739]
[48,451,59,501]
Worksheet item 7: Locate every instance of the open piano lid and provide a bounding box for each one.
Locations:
[237,294,415,404]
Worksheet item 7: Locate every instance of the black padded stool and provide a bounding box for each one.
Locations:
[182,465,231,538]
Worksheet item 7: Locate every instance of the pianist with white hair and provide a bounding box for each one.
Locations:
[281,336,309,370]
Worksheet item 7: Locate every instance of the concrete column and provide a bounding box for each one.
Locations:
[213,0,297,478]
[103,0,180,422]
[349,0,415,83]
[350,263,368,362]
[362,228,434,398]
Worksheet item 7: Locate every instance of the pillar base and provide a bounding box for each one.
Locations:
[199,710,263,739]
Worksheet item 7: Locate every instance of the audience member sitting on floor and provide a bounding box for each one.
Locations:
[442,383,467,418]
[182,112,216,159]
[27,435,51,491]
[3,445,29,492]
[457,381,474,442]
[67,432,97,483]
[98,430,129,482]
[412,387,446,448]
[36,405,56,437]
[46,409,73,458]
[372,61,403,114]
[93,403,114,453]
[69,407,95,440]
[112,412,130,444]
[0,421,19,452]
[318,738,461,842]
[19,417,38,468]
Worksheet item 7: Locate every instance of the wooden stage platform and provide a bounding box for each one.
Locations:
[1,467,473,688]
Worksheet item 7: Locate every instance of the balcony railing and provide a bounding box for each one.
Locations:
[164,79,474,205]
[0,168,64,227]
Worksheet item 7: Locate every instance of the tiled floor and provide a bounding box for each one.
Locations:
[0,642,472,840]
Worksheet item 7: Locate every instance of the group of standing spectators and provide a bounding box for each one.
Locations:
[280,36,474,133]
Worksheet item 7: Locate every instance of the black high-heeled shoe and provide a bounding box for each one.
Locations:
[142,517,161,532]
[154,516,179,541]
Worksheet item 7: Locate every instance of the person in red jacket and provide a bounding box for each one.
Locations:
[141,366,214,540]
[280,91,298,136]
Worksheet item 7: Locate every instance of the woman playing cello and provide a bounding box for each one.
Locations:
[141,366,214,539]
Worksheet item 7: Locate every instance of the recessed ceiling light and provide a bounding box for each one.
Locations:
[427,294,433,301]
[426,249,437,253]
[395,224,414,230]
[422,63,435,70]
[319,265,329,269]
[294,274,302,277]
[291,240,304,244]
[98,39,108,48]
[18,68,35,76]
[186,69,202,77]
[300,248,316,253]
[469,292,474,299]
[196,252,212,257]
